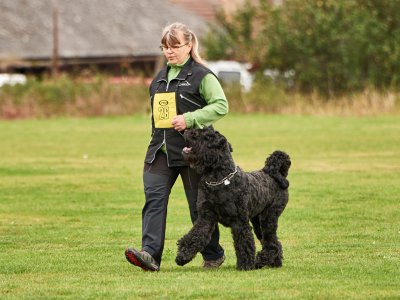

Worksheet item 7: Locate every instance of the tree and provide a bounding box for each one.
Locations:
[202,1,257,63]
[202,0,400,95]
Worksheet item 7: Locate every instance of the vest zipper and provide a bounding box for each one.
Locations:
[153,79,171,166]
[147,130,168,164]
[179,93,201,108]
[157,79,168,91]
[163,130,170,167]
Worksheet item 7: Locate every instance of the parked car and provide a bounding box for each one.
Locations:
[206,60,253,92]
[0,74,27,87]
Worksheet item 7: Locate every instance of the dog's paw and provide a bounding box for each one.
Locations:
[236,264,255,271]
[255,258,264,269]
[175,254,189,266]
[256,250,283,268]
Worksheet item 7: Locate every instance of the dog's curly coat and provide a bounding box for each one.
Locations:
[175,127,291,270]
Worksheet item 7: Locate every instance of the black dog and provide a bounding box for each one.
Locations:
[175,127,291,270]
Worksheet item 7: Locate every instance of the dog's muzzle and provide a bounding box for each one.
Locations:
[182,147,192,154]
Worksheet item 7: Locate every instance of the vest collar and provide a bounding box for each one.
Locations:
[158,57,194,82]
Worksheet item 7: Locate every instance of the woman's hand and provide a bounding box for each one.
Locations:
[172,115,187,131]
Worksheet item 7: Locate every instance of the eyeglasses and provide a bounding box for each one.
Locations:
[159,43,189,51]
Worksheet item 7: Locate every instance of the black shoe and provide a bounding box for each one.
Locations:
[125,247,160,271]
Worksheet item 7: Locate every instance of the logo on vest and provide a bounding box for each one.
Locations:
[178,81,191,87]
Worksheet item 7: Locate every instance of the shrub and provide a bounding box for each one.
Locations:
[0,75,149,119]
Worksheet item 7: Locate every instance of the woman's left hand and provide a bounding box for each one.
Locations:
[172,115,187,131]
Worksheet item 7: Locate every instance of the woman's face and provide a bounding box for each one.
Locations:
[162,32,192,65]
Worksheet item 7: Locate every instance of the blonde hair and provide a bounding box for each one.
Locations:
[161,22,205,65]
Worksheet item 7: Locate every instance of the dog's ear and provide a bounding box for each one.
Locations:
[228,142,233,152]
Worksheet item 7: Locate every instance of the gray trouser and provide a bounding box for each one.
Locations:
[141,151,224,265]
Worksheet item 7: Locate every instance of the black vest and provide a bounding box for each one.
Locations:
[145,58,213,167]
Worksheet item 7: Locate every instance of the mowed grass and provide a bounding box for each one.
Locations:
[0,114,399,299]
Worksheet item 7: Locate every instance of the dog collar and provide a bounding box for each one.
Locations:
[205,166,238,186]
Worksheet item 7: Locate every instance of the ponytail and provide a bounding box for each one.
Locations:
[188,30,206,65]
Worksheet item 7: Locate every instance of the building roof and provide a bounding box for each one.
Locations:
[169,0,218,21]
[0,0,207,62]
[170,0,264,21]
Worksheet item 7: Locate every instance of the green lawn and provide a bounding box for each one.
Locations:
[0,114,399,299]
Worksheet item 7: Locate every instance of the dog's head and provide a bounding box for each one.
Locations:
[182,127,233,173]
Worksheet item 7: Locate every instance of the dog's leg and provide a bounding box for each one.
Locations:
[250,215,262,242]
[231,222,256,270]
[175,217,217,266]
[256,207,284,268]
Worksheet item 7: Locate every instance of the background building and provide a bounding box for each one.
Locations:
[0,0,207,76]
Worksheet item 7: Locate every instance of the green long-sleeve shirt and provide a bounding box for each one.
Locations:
[167,56,229,129]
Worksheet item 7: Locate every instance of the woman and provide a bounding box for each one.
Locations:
[125,22,228,271]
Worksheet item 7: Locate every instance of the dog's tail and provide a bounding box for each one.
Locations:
[263,150,291,189]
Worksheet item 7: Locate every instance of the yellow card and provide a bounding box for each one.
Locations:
[153,92,177,128]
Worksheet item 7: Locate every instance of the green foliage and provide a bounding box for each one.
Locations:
[202,0,257,62]
[0,115,399,299]
[0,75,149,118]
[1,75,399,118]
[244,79,290,112]
[203,0,400,95]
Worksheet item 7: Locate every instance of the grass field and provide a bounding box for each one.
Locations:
[0,114,399,299]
